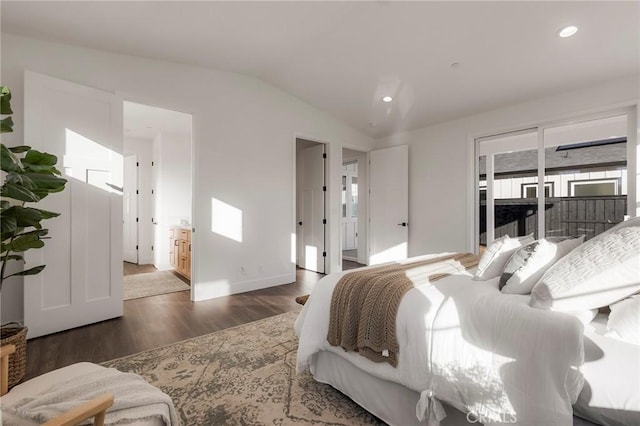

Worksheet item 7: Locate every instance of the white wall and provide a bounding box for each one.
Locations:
[375,76,639,257]
[153,131,192,270]
[1,33,374,306]
[123,136,154,265]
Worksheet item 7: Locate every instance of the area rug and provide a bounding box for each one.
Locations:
[102,310,383,425]
[123,271,190,300]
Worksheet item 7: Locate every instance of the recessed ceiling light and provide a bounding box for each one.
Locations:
[558,25,578,38]
[382,96,393,103]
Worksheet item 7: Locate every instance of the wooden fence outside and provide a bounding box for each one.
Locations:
[479,195,627,245]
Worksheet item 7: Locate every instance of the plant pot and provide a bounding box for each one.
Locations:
[1,322,27,388]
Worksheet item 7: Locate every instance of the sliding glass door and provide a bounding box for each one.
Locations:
[477,111,632,250]
[478,129,539,247]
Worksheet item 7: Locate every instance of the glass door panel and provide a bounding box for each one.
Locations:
[477,129,539,248]
[543,114,628,240]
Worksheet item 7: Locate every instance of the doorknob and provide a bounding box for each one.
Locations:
[298,221,302,226]
[397,222,408,227]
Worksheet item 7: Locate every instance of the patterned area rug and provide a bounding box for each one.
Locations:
[102,311,383,425]
[123,271,190,300]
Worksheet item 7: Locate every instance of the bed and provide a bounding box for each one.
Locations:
[295,249,640,426]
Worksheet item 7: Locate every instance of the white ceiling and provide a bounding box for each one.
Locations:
[2,1,638,138]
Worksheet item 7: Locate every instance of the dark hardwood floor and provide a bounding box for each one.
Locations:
[343,259,366,270]
[26,267,324,380]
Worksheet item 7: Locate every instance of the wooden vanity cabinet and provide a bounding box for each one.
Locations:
[169,227,191,280]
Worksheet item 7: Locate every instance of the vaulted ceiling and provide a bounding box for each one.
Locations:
[2,1,638,138]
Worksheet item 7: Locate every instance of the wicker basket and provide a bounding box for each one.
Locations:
[1,322,27,389]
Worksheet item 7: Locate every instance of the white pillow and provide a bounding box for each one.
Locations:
[530,224,640,311]
[565,308,598,325]
[475,234,534,281]
[607,295,640,345]
[500,236,584,294]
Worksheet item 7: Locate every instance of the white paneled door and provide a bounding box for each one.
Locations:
[369,145,408,265]
[24,71,124,338]
[123,155,138,264]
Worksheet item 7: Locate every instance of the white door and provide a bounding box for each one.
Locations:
[123,155,138,264]
[24,71,123,339]
[298,144,325,273]
[369,145,408,265]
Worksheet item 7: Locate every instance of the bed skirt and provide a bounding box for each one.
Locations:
[311,350,600,426]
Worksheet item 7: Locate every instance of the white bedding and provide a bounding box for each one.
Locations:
[295,254,586,426]
[574,314,640,426]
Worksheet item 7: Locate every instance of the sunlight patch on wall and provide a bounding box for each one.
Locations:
[64,129,123,193]
[370,242,407,265]
[211,197,243,242]
[291,233,296,264]
[305,245,317,271]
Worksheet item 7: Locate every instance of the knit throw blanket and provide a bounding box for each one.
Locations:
[327,253,479,367]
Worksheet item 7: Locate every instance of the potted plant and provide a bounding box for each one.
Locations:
[0,85,67,387]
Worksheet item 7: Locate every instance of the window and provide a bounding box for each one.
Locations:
[477,112,632,247]
[521,183,553,198]
[569,178,620,196]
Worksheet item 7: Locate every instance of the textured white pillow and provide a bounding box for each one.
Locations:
[608,295,640,345]
[566,308,598,325]
[530,224,640,311]
[501,236,584,295]
[475,234,534,281]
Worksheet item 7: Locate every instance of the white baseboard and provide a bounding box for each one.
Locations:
[192,273,295,301]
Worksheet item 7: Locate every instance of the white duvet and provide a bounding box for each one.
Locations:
[295,254,585,426]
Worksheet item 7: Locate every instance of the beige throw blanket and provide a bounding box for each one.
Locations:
[5,367,179,425]
[327,253,479,367]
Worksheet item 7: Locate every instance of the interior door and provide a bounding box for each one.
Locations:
[123,155,138,263]
[298,144,325,273]
[24,71,123,339]
[369,145,408,265]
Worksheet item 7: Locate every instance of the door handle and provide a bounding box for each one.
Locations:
[298,221,302,226]
[397,222,408,227]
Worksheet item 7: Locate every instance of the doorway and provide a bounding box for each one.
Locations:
[122,101,193,300]
[341,148,368,269]
[295,138,326,274]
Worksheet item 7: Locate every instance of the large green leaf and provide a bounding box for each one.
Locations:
[0,86,12,114]
[5,172,37,190]
[5,265,46,279]
[1,144,23,173]
[4,206,44,229]
[1,216,17,235]
[1,116,13,133]
[31,208,60,219]
[0,182,40,202]
[23,150,58,166]
[22,164,62,175]
[0,254,23,262]
[2,228,48,244]
[0,116,13,133]
[7,234,45,252]
[8,145,30,153]
[24,173,67,191]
